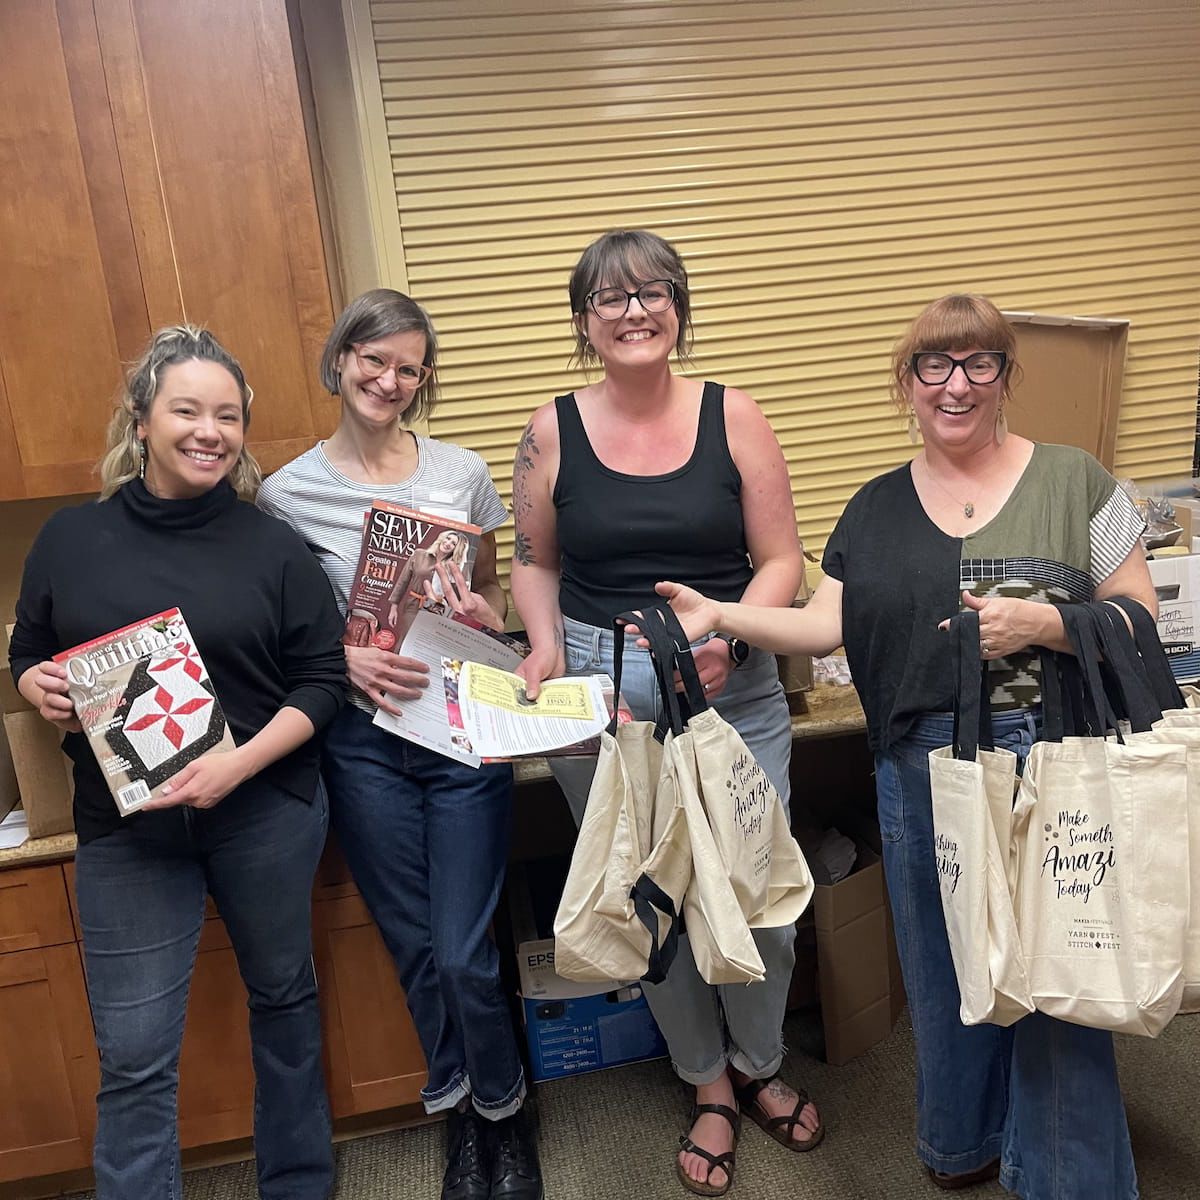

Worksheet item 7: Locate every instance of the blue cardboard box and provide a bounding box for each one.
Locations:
[510,859,667,1082]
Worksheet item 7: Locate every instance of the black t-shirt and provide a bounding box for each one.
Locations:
[822,444,1144,752]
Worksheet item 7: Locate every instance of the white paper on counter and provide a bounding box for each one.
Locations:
[0,808,30,850]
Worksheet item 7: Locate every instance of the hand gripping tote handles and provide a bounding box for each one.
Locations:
[552,604,694,985]
[928,610,1032,1026]
[652,604,814,986]
[1011,603,1189,1037]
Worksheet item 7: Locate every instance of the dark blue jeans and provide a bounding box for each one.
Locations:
[322,705,525,1118]
[876,709,1137,1200]
[74,780,333,1200]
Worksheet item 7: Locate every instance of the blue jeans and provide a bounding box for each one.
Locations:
[74,780,333,1200]
[321,705,525,1118]
[551,615,796,1085]
[876,710,1137,1200]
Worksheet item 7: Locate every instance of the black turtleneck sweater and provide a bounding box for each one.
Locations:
[9,479,346,843]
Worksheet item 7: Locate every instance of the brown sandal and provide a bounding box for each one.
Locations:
[676,1102,741,1197]
[733,1073,824,1152]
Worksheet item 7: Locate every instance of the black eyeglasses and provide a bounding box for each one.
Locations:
[911,351,1007,386]
[586,280,676,321]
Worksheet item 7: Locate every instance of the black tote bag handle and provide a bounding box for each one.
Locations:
[654,601,710,721]
[1102,594,1184,712]
[611,603,686,982]
[1055,604,1126,740]
[946,610,996,760]
[612,604,685,739]
[1088,601,1167,733]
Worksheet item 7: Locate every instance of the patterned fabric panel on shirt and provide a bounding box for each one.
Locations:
[959,445,1145,710]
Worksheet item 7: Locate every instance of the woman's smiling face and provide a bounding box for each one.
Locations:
[137,359,245,499]
[337,329,428,427]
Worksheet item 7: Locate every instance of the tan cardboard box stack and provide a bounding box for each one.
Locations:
[811,844,906,1066]
[1,625,74,838]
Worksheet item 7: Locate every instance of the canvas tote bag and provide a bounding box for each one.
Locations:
[1011,603,1189,1036]
[1094,597,1200,1012]
[928,612,1031,1026]
[553,609,693,984]
[647,606,811,984]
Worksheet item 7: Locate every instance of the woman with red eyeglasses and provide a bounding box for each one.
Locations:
[258,289,542,1200]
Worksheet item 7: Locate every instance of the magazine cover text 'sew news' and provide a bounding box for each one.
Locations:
[343,501,482,652]
[54,608,234,816]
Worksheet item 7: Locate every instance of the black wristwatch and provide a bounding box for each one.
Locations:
[716,633,750,668]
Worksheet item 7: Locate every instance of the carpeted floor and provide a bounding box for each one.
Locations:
[68,1007,1200,1199]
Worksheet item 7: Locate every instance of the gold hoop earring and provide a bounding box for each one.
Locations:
[907,410,921,445]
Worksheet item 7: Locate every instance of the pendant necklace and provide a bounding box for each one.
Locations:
[920,458,976,519]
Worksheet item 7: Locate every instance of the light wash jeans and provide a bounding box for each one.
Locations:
[322,705,526,1119]
[875,708,1138,1200]
[551,614,797,1085]
[74,781,333,1200]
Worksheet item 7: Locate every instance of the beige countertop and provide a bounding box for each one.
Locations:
[3,683,865,872]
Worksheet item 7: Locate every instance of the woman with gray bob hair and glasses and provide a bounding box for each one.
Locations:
[258,289,543,1200]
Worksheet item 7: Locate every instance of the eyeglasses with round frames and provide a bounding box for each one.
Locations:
[911,351,1007,386]
[586,279,676,321]
[352,345,430,388]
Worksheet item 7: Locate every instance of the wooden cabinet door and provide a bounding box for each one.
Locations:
[93,0,338,478]
[0,943,99,1182]
[0,865,75,954]
[313,894,428,1117]
[0,0,152,499]
[0,0,335,499]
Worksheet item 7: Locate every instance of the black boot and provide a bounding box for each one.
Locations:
[488,1108,543,1200]
[443,1104,491,1200]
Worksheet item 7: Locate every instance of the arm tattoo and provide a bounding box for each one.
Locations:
[514,529,536,567]
[512,423,539,522]
[513,422,541,566]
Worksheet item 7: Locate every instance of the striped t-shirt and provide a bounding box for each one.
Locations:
[256,437,509,712]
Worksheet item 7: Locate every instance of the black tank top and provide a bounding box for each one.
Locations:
[553,381,754,627]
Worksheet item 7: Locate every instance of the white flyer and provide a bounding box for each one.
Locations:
[456,663,610,758]
[372,609,525,766]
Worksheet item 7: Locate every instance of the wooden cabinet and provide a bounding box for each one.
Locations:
[0,868,98,1182]
[312,839,429,1117]
[0,0,336,501]
[313,891,429,1117]
[1,850,430,1187]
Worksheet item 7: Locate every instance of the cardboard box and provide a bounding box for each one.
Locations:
[1002,311,1128,471]
[509,859,667,1082]
[3,710,74,837]
[812,846,903,1066]
[1147,554,1200,683]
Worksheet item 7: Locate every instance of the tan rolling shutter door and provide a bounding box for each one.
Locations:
[360,0,1200,580]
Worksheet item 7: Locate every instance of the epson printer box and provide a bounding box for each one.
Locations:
[510,858,666,1082]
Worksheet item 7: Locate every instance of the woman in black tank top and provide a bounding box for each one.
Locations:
[510,230,818,1195]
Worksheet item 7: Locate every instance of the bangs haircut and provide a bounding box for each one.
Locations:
[568,229,694,368]
[320,288,440,423]
[890,293,1021,409]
